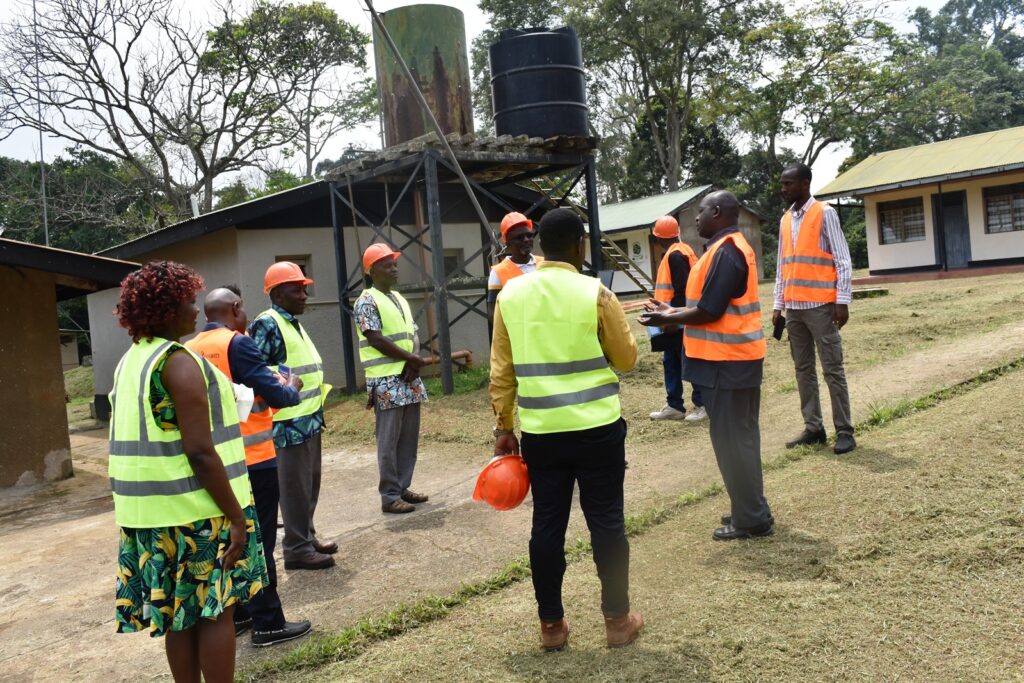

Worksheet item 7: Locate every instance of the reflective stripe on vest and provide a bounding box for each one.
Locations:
[257,309,324,421]
[780,201,837,304]
[683,233,767,362]
[107,338,249,528]
[491,256,543,290]
[654,242,697,303]
[357,287,416,378]
[186,327,276,467]
[499,266,621,434]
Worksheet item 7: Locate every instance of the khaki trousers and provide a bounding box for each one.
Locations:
[785,304,853,436]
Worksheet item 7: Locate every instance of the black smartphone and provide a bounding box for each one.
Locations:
[773,315,786,341]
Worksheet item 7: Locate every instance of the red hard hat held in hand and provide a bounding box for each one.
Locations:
[473,455,530,511]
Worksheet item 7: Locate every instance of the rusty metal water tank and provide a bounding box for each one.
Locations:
[372,4,474,147]
[489,27,588,138]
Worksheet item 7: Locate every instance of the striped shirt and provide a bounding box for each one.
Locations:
[773,196,853,310]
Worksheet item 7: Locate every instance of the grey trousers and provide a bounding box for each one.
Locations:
[702,385,773,529]
[786,304,854,436]
[375,402,421,504]
[277,431,322,560]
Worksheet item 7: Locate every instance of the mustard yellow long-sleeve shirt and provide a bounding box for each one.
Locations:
[489,260,638,432]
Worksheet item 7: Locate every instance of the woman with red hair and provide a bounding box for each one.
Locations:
[108,260,266,682]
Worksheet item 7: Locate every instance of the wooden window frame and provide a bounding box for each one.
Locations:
[877,198,926,245]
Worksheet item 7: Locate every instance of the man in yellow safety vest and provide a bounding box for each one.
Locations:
[490,207,643,651]
[354,243,430,514]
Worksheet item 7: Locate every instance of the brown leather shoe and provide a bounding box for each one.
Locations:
[382,499,416,514]
[540,618,569,651]
[401,490,429,504]
[604,611,644,648]
[283,551,335,571]
[313,539,338,555]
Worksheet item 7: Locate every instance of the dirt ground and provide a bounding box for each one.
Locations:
[1,273,1023,681]
[297,354,1024,683]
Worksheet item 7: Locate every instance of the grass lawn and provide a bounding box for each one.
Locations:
[278,354,1024,683]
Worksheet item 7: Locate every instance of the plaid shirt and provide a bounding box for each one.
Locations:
[248,304,325,448]
[773,196,853,310]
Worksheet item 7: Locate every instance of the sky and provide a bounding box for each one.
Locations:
[0,0,949,194]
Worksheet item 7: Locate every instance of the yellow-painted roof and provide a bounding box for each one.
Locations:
[817,126,1024,199]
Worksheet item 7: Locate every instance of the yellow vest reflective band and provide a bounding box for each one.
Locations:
[358,287,416,379]
[684,232,766,362]
[499,266,621,434]
[107,338,249,528]
[256,309,324,421]
[780,201,837,304]
[654,242,697,303]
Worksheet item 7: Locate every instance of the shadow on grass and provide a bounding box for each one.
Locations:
[505,641,712,682]
[704,527,837,582]
[830,446,916,473]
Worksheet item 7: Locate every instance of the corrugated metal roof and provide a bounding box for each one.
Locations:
[817,126,1024,199]
[598,185,712,232]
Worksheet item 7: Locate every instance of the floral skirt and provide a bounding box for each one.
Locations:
[115,504,268,637]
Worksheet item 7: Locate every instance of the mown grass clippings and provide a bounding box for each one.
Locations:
[241,354,1024,682]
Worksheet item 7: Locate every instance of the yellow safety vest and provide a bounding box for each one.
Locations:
[107,337,249,528]
[255,309,324,422]
[498,266,621,434]
[358,287,416,379]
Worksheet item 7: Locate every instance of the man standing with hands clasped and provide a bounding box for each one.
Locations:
[775,163,856,455]
[490,208,643,652]
[641,191,773,541]
[355,243,429,514]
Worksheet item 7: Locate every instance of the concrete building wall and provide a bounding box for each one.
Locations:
[864,170,1024,272]
[0,268,73,486]
[59,334,79,369]
[88,229,241,409]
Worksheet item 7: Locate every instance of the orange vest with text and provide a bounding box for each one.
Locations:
[186,327,276,467]
[780,201,837,304]
[654,242,697,303]
[683,232,766,362]
[491,256,544,289]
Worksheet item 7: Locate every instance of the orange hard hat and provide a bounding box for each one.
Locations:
[500,212,533,242]
[362,242,400,274]
[264,261,313,294]
[653,215,679,238]
[472,454,530,511]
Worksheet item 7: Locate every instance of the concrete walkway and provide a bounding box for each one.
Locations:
[1,320,1023,681]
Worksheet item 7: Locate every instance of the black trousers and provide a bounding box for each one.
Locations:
[235,466,286,631]
[521,418,631,622]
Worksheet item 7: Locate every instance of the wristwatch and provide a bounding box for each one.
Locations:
[493,427,514,438]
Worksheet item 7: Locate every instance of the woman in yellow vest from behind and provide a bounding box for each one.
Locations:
[108,261,267,683]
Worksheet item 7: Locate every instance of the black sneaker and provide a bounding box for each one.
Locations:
[834,432,857,454]
[785,428,827,449]
[251,620,312,648]
[234,617,253,637]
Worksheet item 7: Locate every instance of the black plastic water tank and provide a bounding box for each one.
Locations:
[489,26,588,138]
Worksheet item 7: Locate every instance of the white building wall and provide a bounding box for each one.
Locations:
[864,170,1024,272]
[594,228,652,296]
[87,229,241,404]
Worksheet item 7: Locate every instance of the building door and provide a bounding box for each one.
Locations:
[932,190,971,269]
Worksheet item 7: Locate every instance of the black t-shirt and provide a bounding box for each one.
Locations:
[682,228,764,390]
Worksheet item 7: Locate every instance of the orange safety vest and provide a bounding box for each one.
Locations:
[490,256,544,290]
[186,327,276,467]
[683,232,766,362]
[780,201,837,304]
[654,242,697,303]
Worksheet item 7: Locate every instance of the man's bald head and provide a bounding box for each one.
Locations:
[696,190,742,238]
[705,190,740,220]
[204,286,247,333]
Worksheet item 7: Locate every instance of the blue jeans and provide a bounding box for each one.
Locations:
[664,347,703,412]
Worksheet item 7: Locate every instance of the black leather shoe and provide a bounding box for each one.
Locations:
[283,552,336,570]
[834,433,857,454]
[786,428,827,449]
[712,521,774,541]
[252,620,313,648]
[234,616,253,637]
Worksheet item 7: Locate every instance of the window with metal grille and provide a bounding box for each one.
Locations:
[984,183,1024,233]
[878,198,926,244]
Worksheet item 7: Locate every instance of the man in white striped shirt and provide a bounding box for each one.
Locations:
[773,163,856,455]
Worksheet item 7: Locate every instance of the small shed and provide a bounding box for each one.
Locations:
[818,126,1024,275]
[597,186,767,295]
[0,238,137,487]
